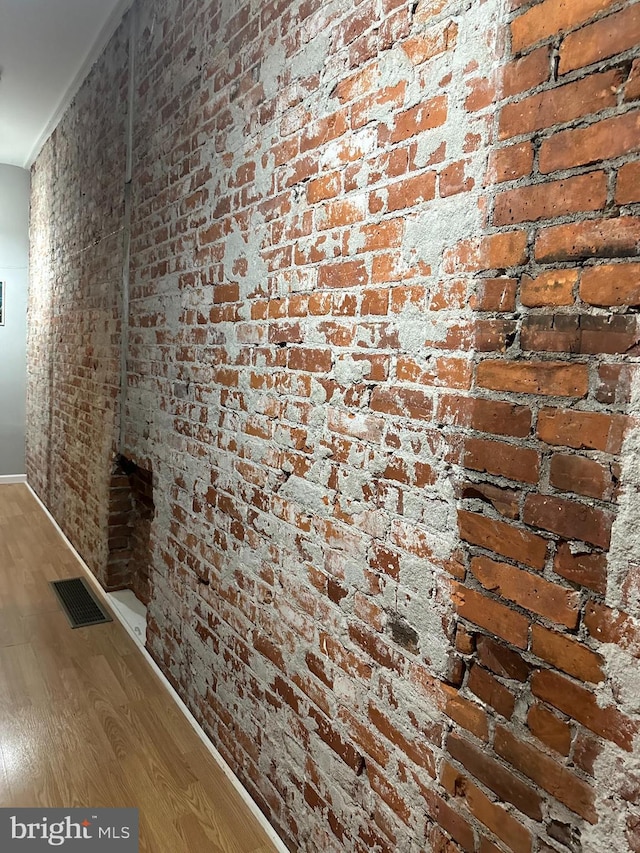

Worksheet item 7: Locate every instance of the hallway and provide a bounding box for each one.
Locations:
[0,484,277,853]
[2,0,640,848]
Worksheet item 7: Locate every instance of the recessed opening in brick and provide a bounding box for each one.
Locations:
[106,454,154,605]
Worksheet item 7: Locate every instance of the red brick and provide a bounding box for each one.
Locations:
[596,363,638,404]
[559,5,640,74]
[452,582,530,649]
[353,592,384,630]
[446,732,542,821]
[369,543,400,579]
[531,668,638,751]
[577,314,640,355]
[305,651,334,690]
[416,783,476,851]
[443,689,490,742]
[318,259,368,289]
[494,725,596,822]
[527,704,572,756]
[463,436,539,483]
[524,312,637,358]
[316,198,366,229]
[553,543,607,595]
[502,45,550,97]
[338,706,390,768]
[536,217,640,264]
[328,407,384,443]
[352,82,407,130]
[476,360,588,398]
[625,58,640,101]
[253,631,286,670]
[523,493,612,548]
[428,278,468,312]
[440,762,533,853]
[307,172,341,203]
[367,763,411,824]
[368,704,435,774]
[470,278,517,311]
[520,269,577,307]
[445,231,528,273]
[389,283,427,312]
[287,347,332,373]
[499,70,620,140]
[401,20,458,65]
[470,555,580,628]
[532,623,604,683]
[494,172,607,226]
[537,408,629,453]
[301,111,349,152]
[387,171,437,211]
[308,705,364,770]
[467,664,516,719]
[268,322,304,345]
[383,457,436,488]
[33,3,640,848]
[361,288,389,316]
[349,219,404,253]
[438,396,532,437]
[455,624,475,655]
[475,321,519,355]
[433,357,473,389]
[476,635,531,682]
[584,600,640,660]
[487,142,534,184]
[439,160,474,197]
[412,0,448,22]
[616,161,640,204]
[214,282,240,303]
[371,386,433,421]
[335,62,381,104]
[572,730,602,777]
[549,453,614,500]
[479,838,506,853]
[458,510,548,569]
[580,263,640,307]
[391,95,447,142]
[348,622,405,673]
[357,821,395,853]
[273,675,301,713]
[539,111,640,174]
[319,631,373,680]
[465,77,496,113]
[511,0,619,53]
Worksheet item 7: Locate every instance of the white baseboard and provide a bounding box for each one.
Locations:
[26,483,288,853]
[0,474,27,484]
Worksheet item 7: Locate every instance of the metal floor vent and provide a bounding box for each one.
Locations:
[50,577,113,628]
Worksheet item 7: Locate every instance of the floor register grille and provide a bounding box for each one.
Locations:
[50,577,113,628]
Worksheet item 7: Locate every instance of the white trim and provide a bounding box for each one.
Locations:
[25,483,288,853]
[0,474,27,484]
[107,589,147,647]
[25,0,135,169]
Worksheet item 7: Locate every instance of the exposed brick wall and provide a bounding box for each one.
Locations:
[27,25,129,579]
[28,0,640,851]
[456,4,640,851]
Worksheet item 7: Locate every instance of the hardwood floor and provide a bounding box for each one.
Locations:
[0,484,279,853]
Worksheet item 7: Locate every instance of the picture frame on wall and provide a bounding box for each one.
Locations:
[0,281,4,326]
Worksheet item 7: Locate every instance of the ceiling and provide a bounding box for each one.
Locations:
[0,0,132,169]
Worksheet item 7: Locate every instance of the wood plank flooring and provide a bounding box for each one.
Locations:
[0,484,278,853]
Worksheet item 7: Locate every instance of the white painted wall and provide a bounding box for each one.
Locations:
[0,164,29,476]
